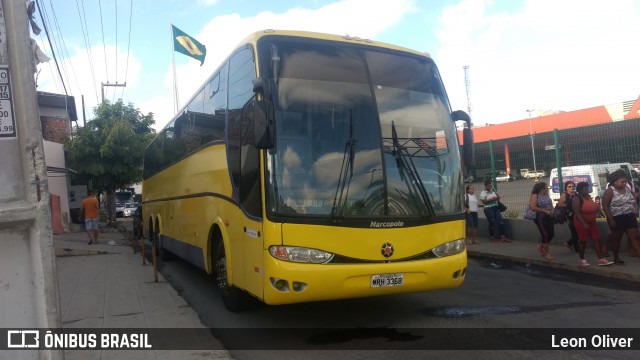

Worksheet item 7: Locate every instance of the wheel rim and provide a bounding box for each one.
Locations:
[216,256,228,289]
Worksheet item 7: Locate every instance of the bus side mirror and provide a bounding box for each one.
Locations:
[451,110,475,168]
[253,98,274,149]
[462,127,475,168]
[252,77,275,149]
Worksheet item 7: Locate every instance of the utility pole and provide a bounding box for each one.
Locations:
[526,109,537,175]
[0,1,63,359]
[101,82,126,103]
[463,65,472,117]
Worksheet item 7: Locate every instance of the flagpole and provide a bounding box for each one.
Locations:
[170,24,179,114]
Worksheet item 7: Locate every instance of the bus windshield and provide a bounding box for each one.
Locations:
[261,38,462,220]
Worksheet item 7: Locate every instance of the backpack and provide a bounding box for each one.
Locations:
[564,192,574,220]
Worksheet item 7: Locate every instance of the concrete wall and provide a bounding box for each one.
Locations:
[0,1,62,358]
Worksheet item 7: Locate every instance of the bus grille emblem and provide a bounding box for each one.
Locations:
[381,242,394,258]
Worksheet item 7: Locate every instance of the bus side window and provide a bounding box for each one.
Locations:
[203,64,227,143]
[228,46,261,217]
[163,119,186,167]
[143,133,164,179]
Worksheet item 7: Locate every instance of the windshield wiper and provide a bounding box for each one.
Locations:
[391,121,435,217]
[331,110,357,220]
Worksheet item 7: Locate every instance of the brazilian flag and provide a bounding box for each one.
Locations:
[172,25,206,65]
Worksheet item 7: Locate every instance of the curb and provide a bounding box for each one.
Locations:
[54,247,125,257]
[467,251,640,283]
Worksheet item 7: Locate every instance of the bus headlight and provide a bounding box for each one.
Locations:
[432,239,466,257]
[269,246,334,264]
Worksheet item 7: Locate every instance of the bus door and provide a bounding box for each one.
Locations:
[228,137,264,297]
[227,45,265,297]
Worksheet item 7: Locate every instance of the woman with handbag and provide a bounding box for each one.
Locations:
[529,182,555,260]
[601,169,640,265]
[557,181,579,253]
[479,180,511,243]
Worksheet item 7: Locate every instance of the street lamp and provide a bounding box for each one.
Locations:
[526,109,537,173]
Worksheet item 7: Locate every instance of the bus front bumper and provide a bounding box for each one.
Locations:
[261,251,467,305]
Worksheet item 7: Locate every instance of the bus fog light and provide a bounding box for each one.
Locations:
[270,277,289,292]
[433,239,466,257]
[292,281,307,292]
[452,270,461,279]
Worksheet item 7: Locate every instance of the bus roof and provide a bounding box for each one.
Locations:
[236,29,433,59]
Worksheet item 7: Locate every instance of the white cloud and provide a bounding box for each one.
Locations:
[150,0,415,130]
[436,0,640,125]
[198,0,221,6]
[37,43,141,122]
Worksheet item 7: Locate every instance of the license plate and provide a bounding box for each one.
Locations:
[370,273,404,288]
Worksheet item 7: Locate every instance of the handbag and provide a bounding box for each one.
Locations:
[553,205,566,224]
[498,201,507,212]
[524,204,536,220]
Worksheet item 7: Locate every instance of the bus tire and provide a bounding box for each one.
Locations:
[214,240,246,312]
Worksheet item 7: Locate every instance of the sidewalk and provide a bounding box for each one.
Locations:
[466,237,640,283]
[53,222,233,360]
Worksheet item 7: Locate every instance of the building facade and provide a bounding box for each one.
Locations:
[39,92,77,233]
[467,96,640,179]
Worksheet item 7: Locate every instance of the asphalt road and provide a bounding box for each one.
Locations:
[148,248,640,360]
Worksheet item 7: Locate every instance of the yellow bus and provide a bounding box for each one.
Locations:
[143,30,475,311]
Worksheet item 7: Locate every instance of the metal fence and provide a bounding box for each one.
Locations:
[468,117,640,218]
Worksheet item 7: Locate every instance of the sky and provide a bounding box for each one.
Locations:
[34,0,640,131]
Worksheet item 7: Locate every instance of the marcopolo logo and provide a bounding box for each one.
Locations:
[7,330,40,348]
[369,221,404,228]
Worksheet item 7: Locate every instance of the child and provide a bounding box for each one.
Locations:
[465,185,479,245]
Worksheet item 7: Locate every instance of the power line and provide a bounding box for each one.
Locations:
[115,0,118,83]
[35,0,67,95]
[121,0,133,99]
[99,0,109,84]
[45,0,76,94]
[77,0,100,102]
[38,33,61,93]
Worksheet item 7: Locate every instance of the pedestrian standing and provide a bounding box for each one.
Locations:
[80,190,100,245]
[601,169,640,264]
[572,182,613,266]
[558,181,579,253]
[529,182,555,260]
[465,185,479,245]
[479,180,511,243]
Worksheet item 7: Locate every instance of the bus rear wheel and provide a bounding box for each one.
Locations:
[214,241,246,312]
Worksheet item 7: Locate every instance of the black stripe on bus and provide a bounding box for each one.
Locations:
[142,192,237,206]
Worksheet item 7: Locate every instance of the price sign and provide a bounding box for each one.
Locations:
[0,67,16,139]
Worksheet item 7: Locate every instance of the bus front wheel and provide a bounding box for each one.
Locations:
[214,241,246,312]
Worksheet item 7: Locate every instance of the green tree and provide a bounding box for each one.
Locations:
[67,100,155,224]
